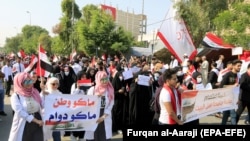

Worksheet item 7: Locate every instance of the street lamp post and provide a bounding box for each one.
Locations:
[26,11,31,25]
[151,29,156,56]
[96,47,100,57]
[150,30,156,70]
[14,27,18,35]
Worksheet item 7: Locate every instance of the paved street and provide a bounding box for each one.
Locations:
[0,94,246,141]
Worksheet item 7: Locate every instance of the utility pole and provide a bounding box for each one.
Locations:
[152,30,155,55]
[71,0,75,54]
[140,0,144,42]
[26,11,31,25]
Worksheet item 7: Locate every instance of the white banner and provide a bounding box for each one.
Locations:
[232,47,243,56]
[181,86,239,123]
[43,94,100,131]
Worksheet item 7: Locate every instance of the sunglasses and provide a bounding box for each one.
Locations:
[23,79,33,85]
[51,83,59,86]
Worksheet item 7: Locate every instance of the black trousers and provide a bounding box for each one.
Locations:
[236,100,250,123]
[72,131,85,139]
[5,76,12,96]
[22,112,43,141]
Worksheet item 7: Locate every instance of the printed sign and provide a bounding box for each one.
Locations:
[181,86,239,123]
[43,94,100,131]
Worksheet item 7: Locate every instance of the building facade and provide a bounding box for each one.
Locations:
[101,4,147,41]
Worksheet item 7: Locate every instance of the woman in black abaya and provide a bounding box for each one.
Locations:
[128,65,154,126]
[111,65,128,133]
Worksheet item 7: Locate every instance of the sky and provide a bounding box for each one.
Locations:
[0,0,172,47]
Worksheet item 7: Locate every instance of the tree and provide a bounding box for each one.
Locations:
[3,25,50,54]
[56,0,81,55]
[76,4,133,56]
[213,2,250,48]
[4,35,22,53]
[176,1,210,47]
[39,33,52,55]
[51,36,65,55]
[110,26,133,55]
[21,25,49,54]
[176,0,232,47]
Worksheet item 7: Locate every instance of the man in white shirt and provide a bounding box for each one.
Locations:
[169,55,179,69]
[1,60,13,97]
[182,54,189,74]
[159,69,183,125]
[71,59,82,75]
[216,55,224,71]
[201,56,209,84]
[12,57,25,76]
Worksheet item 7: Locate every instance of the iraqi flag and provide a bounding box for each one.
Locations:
[24,54,38,73]
[17,49,26,58]
[37,45,54,77]
[201,32,234,49]
[53,55,59,63]
[239,50,250,75]
[77,79,92,87]
[157,2,197,63]
[77,79,92,93]
[70,49,77,61]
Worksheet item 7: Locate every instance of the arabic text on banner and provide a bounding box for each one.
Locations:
[43,94,100,131]
[181,86,239,123]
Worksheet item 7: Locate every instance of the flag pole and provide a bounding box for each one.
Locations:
[38,43,44,84]
[71,0,75,58]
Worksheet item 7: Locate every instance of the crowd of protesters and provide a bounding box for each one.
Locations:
[0,52,249,141]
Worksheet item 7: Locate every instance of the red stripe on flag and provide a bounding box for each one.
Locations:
[24,54,38,73]
[157,3,197,64]
[36,45,53,77]
[157,31,181,62]
[78,79,92,86]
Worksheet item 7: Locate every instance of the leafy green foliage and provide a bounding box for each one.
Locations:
[61,0,82,19]
[174,0,250,50]
[3,25,50,54]
[177,1,210,47]
[51,36,65,55]
[76,4,133,56]
[57,0,82,55]
[213,2,250,48]
[39,33,52,55]
[4,35,22,53]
